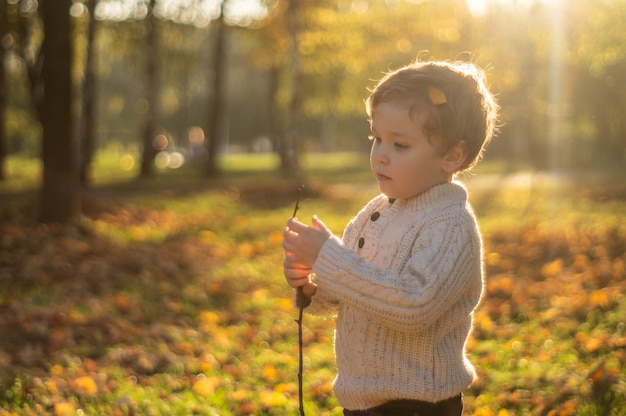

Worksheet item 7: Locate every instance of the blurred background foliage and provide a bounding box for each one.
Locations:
[1,0,624,178]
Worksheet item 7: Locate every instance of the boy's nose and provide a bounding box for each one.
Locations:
[374,149,389,165]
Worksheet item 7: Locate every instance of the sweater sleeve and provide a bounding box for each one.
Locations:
[310,211,482,332]
[300,199,382,317]
[300,270,341,317]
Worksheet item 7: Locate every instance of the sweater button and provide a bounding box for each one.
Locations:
[358,237,364,248]
[370,212,380,221]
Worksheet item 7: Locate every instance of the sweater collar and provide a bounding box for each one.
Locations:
[387,181,468,212]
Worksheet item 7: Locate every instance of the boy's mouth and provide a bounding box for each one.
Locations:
[376,172,391,181]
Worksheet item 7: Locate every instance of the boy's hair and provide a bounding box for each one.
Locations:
[366,60,499,172]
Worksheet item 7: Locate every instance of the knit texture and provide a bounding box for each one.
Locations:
[306,181,484,410]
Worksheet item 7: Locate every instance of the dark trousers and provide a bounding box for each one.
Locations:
[343,394,463,416]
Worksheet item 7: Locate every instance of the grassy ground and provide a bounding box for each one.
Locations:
[0,152,625,415]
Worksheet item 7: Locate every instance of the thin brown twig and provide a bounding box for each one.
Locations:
[291,186,306,416]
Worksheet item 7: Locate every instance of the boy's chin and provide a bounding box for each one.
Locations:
[378,183,401,199]
[380,190,399,200]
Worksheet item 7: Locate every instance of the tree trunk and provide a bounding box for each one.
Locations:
[268,66,281,153]
[0,0,7,181]
[139,0,159,178]
[40,0,81,223]
[79,0,98,186]
[205,0,228,178]
[281,0,302,178]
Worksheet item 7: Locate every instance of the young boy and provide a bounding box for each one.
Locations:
[282,60,498,415]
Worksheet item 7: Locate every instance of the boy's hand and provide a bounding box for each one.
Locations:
[283,261,317,300]
[283,259,311,289]
[283,215,333,267]
[282,215,332,291]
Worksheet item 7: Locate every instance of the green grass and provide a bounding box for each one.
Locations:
[1,152,625,415]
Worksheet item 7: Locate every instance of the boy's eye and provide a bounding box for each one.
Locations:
[369,135,408,149]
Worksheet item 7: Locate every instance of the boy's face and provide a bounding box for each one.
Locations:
[369,102,452,200]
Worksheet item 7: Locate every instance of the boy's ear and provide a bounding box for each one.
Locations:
[442,141,468,174]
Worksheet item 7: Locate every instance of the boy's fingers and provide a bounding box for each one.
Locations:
[283,226,296,240]
[287,279,308,289]
[284,262,311,273]
[312,215,333,238]
[284,269,311,287]
[283,258,309,269]
[282,228,297,251]
[286,217,306,232]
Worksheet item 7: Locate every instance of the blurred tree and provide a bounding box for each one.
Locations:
[281,0,302,177]
[94,17,147,153]
[40,0,81,222]
[79,0,100,186]
[569,0,626,167]
[243,2,289,156]
[153,19,206,152]
[471,2,542,167]
[0,0,7,180]
[11,0,44,123]
[205,0,228,177]
[139,0,160,178]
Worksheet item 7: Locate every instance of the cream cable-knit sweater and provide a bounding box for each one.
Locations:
[306,181,484,410]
